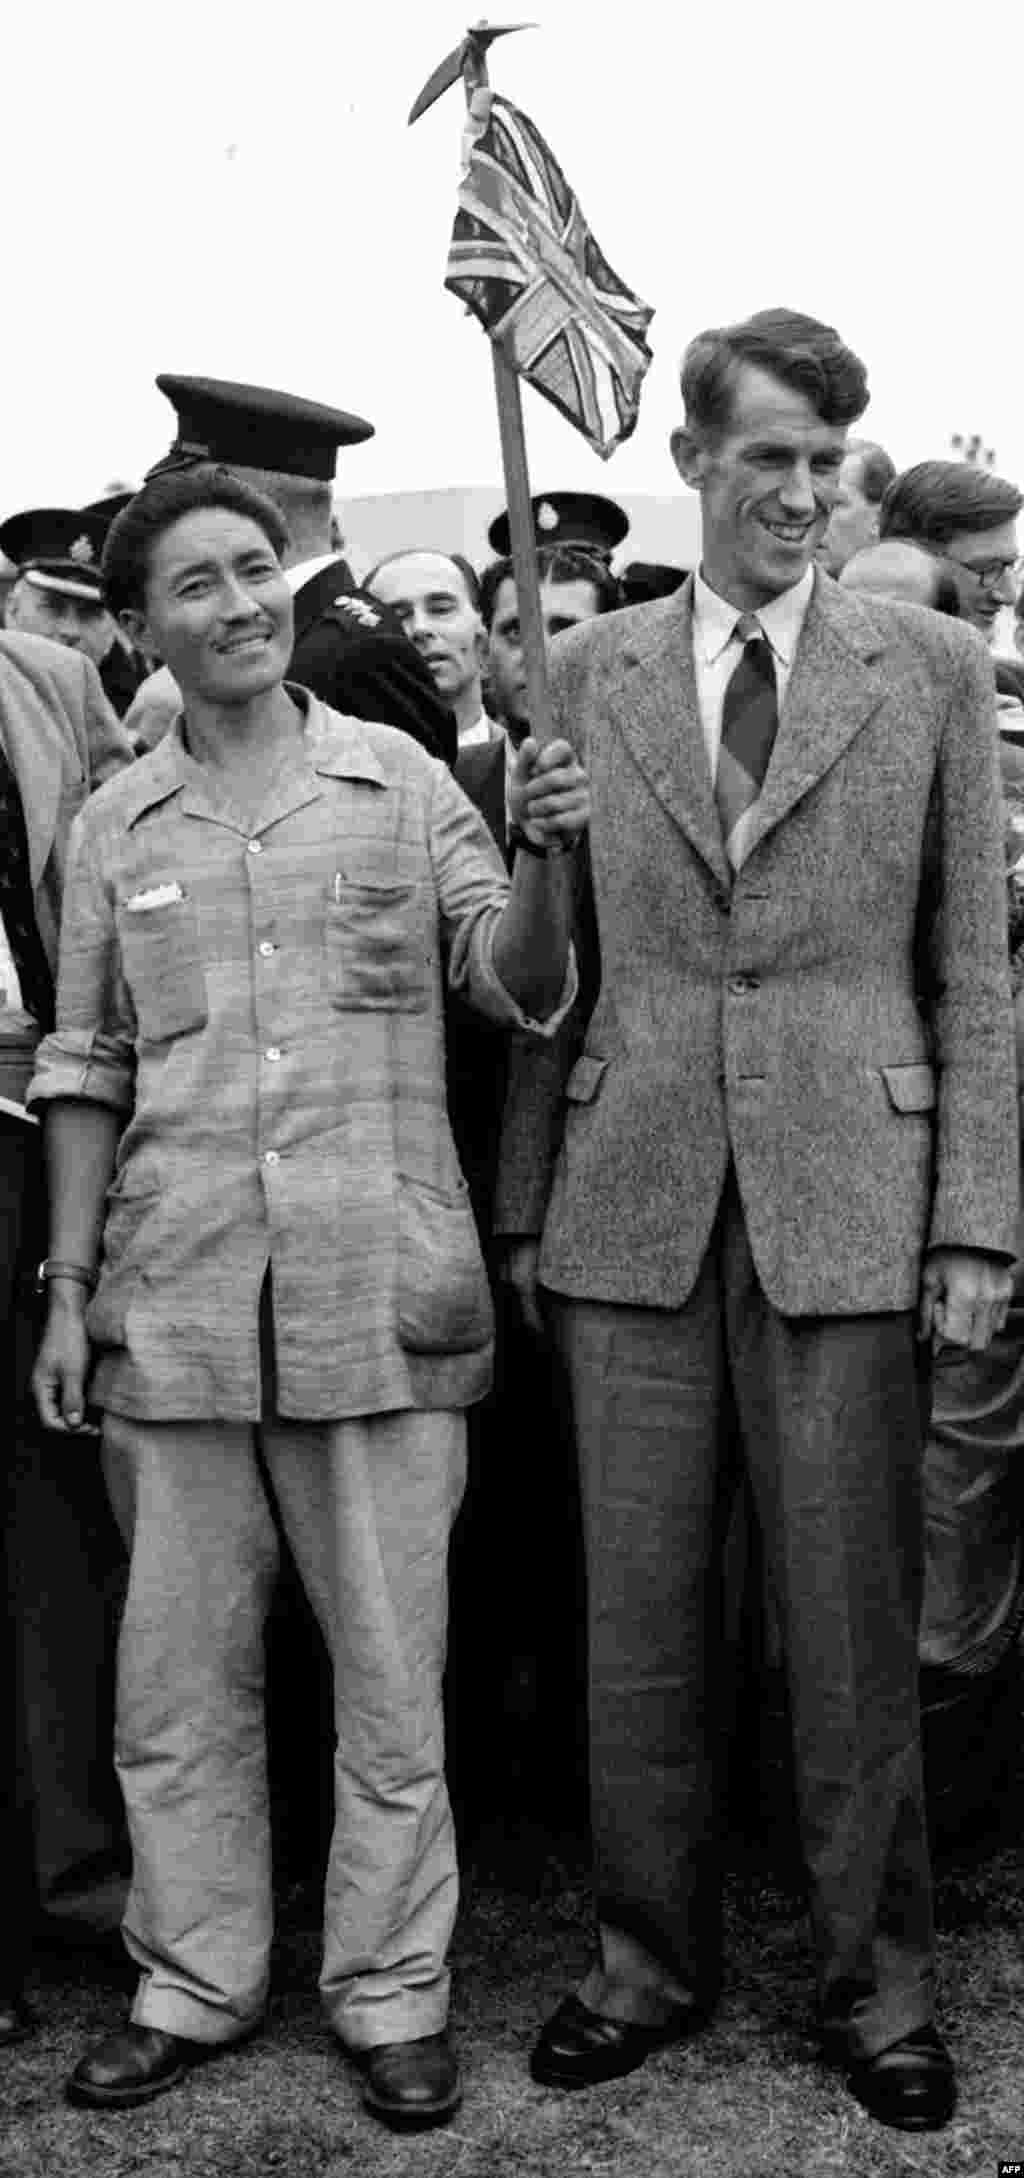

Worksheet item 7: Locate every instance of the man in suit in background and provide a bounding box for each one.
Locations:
[496,308,1017,2132]
[0,630,132,2032]
[366,551,490,751]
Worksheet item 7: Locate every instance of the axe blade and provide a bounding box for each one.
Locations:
[407,21,535,124]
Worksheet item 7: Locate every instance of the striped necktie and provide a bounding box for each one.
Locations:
[715,612,778,871]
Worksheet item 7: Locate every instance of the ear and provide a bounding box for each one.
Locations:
[119,606,152,653]
[670,424,707,492]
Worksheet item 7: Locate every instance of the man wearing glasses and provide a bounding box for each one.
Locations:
[878,456,1024,1839]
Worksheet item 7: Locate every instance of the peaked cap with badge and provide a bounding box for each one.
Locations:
[487,491,629,563]
[148,375,375,480]
[0,508,110,603]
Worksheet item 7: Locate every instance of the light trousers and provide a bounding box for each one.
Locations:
[102,1405,466,2049]
[550,1175,936,2062]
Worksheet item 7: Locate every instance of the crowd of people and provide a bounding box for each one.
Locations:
[2,304,1024,2143]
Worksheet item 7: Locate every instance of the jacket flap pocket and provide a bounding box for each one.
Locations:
[565,1055,608,1105]
[881,1062,936,1113]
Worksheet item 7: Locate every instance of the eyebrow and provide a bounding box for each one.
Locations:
[168,546,276,582]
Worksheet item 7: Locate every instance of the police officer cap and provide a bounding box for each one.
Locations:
[149,376,375,482]
[619,560,688,606]
[487,491,629,561]
[0,507,109,601]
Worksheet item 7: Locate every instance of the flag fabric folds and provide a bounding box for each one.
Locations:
[445,94,654,460]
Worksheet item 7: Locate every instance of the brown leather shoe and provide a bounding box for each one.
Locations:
[530,1993,708,2088]
[66,2024,198,2109]
[359,2033,462,2129]
[845,2027,956,2132]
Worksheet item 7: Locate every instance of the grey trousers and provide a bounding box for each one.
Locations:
[549,1180,935,2062]
[102,1405,466,2049]
[920,1259,1024,1671]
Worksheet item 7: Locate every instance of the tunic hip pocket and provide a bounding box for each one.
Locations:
[116,896,208,1042]
[396,1174,494,1353]
[325,881,431,1012]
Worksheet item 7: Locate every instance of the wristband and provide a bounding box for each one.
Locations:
[508,825,552,861]
[37,1258,99,1295]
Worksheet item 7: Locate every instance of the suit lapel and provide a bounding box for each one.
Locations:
[741,576,888,862]
[611,582,732,888]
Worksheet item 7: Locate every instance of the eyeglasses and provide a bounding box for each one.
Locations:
[944,552,1018,594]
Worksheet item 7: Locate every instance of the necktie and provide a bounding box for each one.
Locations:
[715,613,779,871]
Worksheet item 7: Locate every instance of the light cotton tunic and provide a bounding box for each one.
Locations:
[29,693,569,1421]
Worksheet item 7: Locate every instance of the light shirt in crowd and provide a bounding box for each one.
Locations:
[285,554,341,595]
[692,566,814,779]
[457,713,496,750]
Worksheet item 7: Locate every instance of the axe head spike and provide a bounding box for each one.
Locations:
[407,21,536,124]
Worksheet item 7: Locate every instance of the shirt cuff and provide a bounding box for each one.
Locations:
[27,1030,136,1115]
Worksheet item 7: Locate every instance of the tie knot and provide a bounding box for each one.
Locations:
[734,612,763,646]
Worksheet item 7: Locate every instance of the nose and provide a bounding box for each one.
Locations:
[220,573,263,620]
[778,461,818,517]
[994,566,1017,607]
[406,603,434,646]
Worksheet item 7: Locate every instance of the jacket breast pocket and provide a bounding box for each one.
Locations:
[325,880,430,1013]
[116,897,207,1043]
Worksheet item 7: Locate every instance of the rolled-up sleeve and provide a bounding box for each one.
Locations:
[428,761,576,1036]
[28,810,136,1113]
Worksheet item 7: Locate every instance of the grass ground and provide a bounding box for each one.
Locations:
[3,1818,1024,2178]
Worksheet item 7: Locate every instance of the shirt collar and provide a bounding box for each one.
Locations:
[121,688,386,827]
[693,565,815,667]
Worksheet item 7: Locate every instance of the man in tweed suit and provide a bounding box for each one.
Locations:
[29,463,586,2129]
[498,309,1018,2132]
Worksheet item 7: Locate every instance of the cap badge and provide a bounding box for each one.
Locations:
[537,501,559,533]
[69,535,96,565]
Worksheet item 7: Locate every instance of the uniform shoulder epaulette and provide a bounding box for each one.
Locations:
[333,593,383,631]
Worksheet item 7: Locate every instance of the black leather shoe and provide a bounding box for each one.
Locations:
[66,2024,199,2109]
[0,1992,34,2046]
[845,2026,956,2132]
[530,1993,706,2089]
[359,2033,462,2129]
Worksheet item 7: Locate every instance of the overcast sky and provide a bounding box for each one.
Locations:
[5,0,1023,520]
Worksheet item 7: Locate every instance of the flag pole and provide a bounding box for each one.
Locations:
[456,36,556,751]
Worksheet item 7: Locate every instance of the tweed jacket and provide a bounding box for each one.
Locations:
[29,697,571,1421]
[494,572,1019,1316]
[0,631,133,974]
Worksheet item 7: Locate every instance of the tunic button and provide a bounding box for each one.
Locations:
[247,838,262,854]
[265,1046,281,1062]
[264,1149,280,1165]
[258,940,275,958]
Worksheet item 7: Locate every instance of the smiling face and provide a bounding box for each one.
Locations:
[672,361,848,610]
[368,551,484,705]
[124,507,294,705]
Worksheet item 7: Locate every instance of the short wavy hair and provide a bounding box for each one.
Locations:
[479,547,621,631]
[879,461,1023,547]
[680,307,870,445]
[102,464,290,618]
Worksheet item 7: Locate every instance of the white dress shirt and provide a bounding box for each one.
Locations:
[691,566,815,779]
[457,711,496,749]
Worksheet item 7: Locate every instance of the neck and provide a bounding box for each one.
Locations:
[282,526,333,570]
[451,680,484,735]
[699,557,796,613]
[181,684,302,771]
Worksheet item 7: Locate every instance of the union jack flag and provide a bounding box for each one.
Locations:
[445,95,654,460]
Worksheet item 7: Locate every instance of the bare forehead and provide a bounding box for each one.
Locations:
[722,362,848,450]
[151,507,278,577]
[372,551,470,604]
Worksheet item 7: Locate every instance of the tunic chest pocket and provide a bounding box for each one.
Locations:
[116,894,208,1043]
[325,878,431,1012]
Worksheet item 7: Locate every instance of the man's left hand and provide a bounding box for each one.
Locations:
[918,1248,1013,1351]
[508,736,589,847]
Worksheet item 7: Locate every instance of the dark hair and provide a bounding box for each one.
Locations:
[365,548,481,612]
[879,461,1023,547]
[102,464,290,617]
[479,546,621,631]
[846,438,896,506]
[679,307,869,444]
[931,566,962,617]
